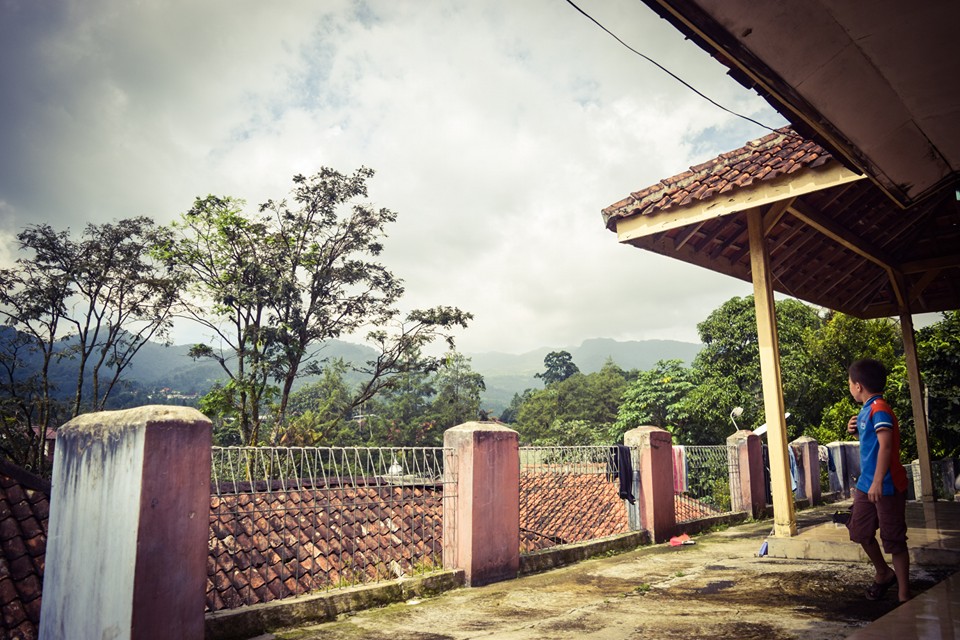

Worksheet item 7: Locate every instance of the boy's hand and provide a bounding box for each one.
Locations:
[846,416,858,436]
[868,479,883,503]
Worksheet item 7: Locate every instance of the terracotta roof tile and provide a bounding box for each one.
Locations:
[603,127,832,230]
[0,455,739,621]
[0,459,49,640]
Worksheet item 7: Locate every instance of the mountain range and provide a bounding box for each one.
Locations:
[469,338,702,412]
[1,327,701,415]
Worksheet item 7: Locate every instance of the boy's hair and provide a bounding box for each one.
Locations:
[848,358,887,393]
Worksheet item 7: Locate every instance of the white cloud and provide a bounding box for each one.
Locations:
[0,0,786,354]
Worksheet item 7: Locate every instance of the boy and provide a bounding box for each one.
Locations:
[845,358,910,603]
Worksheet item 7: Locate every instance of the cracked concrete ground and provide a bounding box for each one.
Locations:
[261,505,953,640]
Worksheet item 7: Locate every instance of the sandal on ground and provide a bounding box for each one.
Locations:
[865,575,898,601]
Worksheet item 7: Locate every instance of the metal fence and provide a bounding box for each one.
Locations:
[207,446,456,612]
[675,445,740,523]
[518,446,631,552]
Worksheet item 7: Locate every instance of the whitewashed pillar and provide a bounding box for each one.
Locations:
[40,406,211,640]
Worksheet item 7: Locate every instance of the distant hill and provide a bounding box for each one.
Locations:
[125,338,380,393]
[470,338,702,414]
[1,327,700,417]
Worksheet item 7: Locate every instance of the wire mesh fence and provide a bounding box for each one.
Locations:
[675,445,740,523]
[518,445,631,553]
[207,446,455,612]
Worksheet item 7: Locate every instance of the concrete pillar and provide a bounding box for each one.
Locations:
[791,436,821,505]
[624,426,675,543]
[727,430,766,519]
[442,422,519,587]
[825,441,861,497]
[826,441,846,494]
[40,406,211,640]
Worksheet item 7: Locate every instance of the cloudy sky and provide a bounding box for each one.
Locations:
[0,0,789,354]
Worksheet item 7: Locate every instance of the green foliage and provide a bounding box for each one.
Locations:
[535,350,580,385]
[160,168,471,444]
[499,389,532,424]
[679,296,824,444]
[280,358,354,445]
[917,311,960,457]
[613,359,693,443]
[269,350,485,447]
[200,381,244,446]
[431,352,485,432]
[807,397,859,446]
[0,218,180,474]
[514,361,629,445]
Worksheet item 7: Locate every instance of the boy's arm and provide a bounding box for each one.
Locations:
[869,429,893,503]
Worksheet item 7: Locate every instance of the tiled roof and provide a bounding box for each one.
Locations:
[602,127,832,230]
[207,482,444,611]
[519,473,628,552]
[0,462,733,621]
[205,472,731,610]
[674,494,725,523]
[0,459,49,640]
[205,473,635,610]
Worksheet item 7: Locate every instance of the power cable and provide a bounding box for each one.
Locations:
[564,0,795,139]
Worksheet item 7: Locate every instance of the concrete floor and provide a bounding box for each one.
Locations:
[770,499,960,639]
[248,501,959,640]
[767,499,960,569]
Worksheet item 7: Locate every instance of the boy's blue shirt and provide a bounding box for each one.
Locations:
[855,394,907,495]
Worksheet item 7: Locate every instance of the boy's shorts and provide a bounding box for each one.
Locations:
[847,488,908,554]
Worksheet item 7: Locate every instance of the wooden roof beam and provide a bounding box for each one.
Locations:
[616,164,864,242]
[786,200,897,272]
[900,254,960,274]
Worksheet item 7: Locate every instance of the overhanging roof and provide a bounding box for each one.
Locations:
[640,0,960,208]
[604,129,960,319]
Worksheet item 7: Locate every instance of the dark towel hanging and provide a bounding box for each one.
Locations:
[615,444,635,504]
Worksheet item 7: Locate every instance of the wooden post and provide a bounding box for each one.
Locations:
[899,310,935,501]
[747,207,797,537]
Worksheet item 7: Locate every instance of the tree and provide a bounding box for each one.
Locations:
[916,311,960,457]
[803,311,903,446]
[431,352,485,433]
[160,168,472,444]
[678,296,823,444]
[62,218,181,415]
[0,219,180,473]
[614,359,694,442]
[280,358,355,446]
[366,364,437,446]
[514,386,559,444]
[499,389,532,424]
[161,196,279,445]
[580,359,631,428]
[514,361,629,445]
[535,350,579,386]
[0,227,71,471]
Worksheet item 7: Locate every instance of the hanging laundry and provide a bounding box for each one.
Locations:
[615,444,636,504]
[672,445,688,493]
[789,445,798,493]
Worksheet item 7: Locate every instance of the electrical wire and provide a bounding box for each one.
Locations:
[564,0,793,138]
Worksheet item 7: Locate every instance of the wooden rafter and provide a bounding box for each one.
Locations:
[616,164,864,242]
